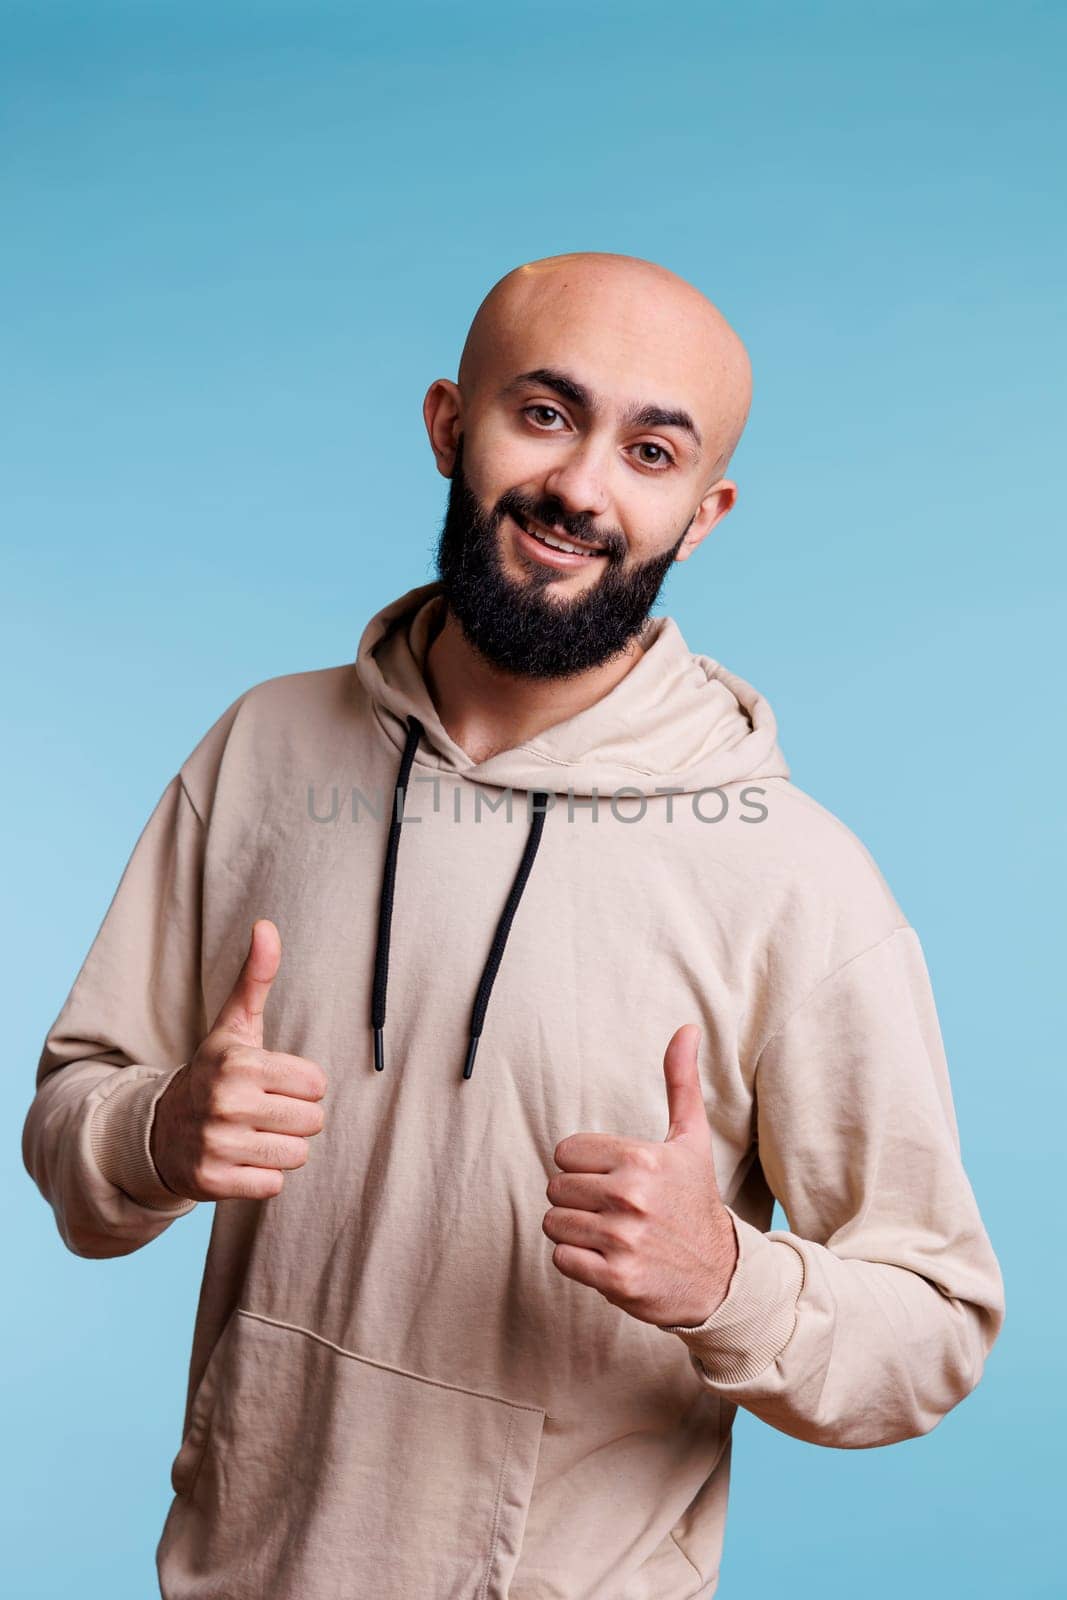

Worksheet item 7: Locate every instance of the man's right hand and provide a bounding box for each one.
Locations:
[150,919,328,1202]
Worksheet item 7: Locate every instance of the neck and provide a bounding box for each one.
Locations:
[423,603,648,765]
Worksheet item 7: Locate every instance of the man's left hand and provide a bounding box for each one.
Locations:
[543,1023,739,1328]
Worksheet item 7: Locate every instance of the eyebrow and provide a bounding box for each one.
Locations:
[498,366,704,455]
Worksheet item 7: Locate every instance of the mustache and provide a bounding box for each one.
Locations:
[495,492,624,559]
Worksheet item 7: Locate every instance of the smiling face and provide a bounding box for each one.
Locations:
[433,431,693,679]
[424,252,752,680]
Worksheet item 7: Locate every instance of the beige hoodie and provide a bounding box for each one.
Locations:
[23,580,1005,1599]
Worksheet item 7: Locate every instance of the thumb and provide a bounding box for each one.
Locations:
[211,919,282,1047]
[662,1023,710,1145]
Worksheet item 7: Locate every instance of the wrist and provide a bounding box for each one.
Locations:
[668,1208,740,1327]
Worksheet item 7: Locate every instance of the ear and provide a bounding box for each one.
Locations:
[673,479,738,563]
[422,379,463,478]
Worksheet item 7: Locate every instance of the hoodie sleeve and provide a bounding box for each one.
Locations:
[21,772,207,1259]
[659,925,1006,1448]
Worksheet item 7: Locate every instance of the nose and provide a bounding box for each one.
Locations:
[542,440,611,523]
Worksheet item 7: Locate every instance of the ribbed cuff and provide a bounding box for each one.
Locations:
[658,1207,804,1385]
[89,1063,198,1214]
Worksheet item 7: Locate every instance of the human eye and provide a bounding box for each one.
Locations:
[630,441,676,471]
[522,403,569,430]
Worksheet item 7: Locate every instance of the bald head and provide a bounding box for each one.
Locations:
[457,252,752,481]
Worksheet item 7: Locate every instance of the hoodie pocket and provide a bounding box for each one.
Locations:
[169,1308,238,1502]
[160,1308,546,1600]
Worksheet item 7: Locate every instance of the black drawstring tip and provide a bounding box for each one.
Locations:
[374,1027,385,1073]
[462,1036,480,1080]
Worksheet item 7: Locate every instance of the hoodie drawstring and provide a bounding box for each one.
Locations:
[371,714,551,1080]
[370,715,423,1074]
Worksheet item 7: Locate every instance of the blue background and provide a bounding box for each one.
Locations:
[4,2,1061,1594]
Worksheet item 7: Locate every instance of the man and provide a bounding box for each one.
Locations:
[23,251,1005,1600]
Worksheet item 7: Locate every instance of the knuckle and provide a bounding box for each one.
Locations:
[608,1261,639,1298]
[601,1218,635,1251]
[190,1157,223,1197]
[214,1039,247,1071]
[244,1135,274,1167]
[200,1121,230,1160]
[205,1080,239,1120]
[615,1181,650,1216]
[247,1169,284,1199]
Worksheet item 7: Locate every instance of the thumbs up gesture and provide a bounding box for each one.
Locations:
[149,919,329,1202]
[543,1024,739,1327]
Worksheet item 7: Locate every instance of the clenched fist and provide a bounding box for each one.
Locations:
[149,918,328,1202]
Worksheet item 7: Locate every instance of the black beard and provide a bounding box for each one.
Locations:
[433,433,693,680]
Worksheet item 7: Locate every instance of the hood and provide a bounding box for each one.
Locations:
[355,580,790,797]
[354,582,791,1083]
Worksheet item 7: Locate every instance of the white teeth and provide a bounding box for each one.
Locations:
[522,517,602,557]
